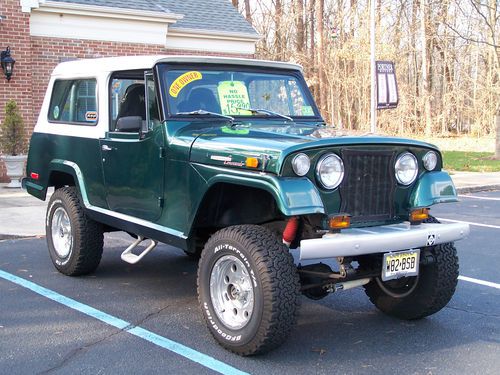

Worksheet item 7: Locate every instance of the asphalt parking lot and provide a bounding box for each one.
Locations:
[1,191,499,375]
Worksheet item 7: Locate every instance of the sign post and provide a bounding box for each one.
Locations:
[370,0,376,133]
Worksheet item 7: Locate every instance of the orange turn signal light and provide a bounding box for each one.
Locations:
[328,215,351,230]
[246,157,259,168]
[410,208,429,222]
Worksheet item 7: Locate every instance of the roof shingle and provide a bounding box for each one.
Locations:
[50,0,258,36]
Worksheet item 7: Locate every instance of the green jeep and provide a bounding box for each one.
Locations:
[24,55,469,355]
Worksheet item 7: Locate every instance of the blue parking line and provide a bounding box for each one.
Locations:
[0,269,248,375]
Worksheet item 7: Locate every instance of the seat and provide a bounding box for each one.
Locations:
[115,84,146,130]
[180,87,220,113]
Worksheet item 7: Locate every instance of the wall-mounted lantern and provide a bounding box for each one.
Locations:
[1,47,16,81]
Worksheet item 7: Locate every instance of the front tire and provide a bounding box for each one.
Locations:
[363,242,459,320]
[197,225,300,356]
[46,187,103,276]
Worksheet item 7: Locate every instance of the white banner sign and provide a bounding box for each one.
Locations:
[376,61,399,109]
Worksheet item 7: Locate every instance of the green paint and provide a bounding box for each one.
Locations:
[192,163,325,217]
[100,125,165,222]
[25,62,459,249]
[409,171,458,208]
[220,126,249,135]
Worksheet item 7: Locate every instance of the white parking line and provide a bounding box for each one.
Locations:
[437,218,500,230]
[458,195,500,201]
[0,269,248,375]
[459,275,500,290]
[0,193,31,198]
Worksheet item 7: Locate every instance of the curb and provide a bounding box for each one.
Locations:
[456,185,500,194]
[0,192,30,198]
[0,234,42,241]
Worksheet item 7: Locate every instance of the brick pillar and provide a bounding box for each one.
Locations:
[0,0,33,182]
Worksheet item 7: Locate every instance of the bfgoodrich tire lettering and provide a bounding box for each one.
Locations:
[197,225,300,356]
[46,187,103,276]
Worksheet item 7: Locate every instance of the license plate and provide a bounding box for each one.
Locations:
[382,249,420,281]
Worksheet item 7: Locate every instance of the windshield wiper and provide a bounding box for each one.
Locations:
[176,110,234,123]
[235,107,293,122]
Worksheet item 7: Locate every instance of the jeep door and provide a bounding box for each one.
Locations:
[99,72,164,222]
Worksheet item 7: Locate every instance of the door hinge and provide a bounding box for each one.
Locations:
[159,147,166,158]
[158,197,164,208]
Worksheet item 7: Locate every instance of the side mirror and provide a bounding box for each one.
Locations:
[116,116,143,132]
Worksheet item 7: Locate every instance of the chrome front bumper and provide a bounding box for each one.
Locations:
[299,222,470,261]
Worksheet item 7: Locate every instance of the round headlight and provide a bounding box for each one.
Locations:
[423,151,438,171]
[395,152,418,185]
[292,153,310,176]
[316,153,344,189]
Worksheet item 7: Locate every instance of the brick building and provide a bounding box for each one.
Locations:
[0,0,259,181]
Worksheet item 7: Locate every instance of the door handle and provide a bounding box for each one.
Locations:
[101,145,115,151]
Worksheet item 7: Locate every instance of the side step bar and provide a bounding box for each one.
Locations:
[121,236,158,264]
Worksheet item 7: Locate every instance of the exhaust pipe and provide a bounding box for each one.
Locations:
[334,278,371,292]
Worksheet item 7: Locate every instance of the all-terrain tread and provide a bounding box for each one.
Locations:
[47,187,103,276]
[364,222,459,320]
[198,225,300,356]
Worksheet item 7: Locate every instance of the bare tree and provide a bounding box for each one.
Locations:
[233,0,500,145]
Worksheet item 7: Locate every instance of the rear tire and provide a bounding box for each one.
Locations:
[197,225,300,355]
[46,187,103,276]
[363,242,459,320]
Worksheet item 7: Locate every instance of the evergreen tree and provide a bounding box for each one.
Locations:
[1,100,26,156]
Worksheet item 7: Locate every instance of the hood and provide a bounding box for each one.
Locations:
[187,121,439,174]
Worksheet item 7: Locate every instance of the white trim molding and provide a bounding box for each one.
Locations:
[20,0,40,13]
[170,27,261,42]
[30,11,172,45]
[166,29,257,55]
[23,0,258,54]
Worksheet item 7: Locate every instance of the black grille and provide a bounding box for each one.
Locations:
[339,149,396,223]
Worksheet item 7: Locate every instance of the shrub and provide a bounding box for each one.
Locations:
[0,99,26,156]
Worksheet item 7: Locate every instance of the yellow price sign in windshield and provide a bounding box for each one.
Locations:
[217,81,251,115]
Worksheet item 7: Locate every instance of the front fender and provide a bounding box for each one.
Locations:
[410,171,458,208]
[194,164,325,216]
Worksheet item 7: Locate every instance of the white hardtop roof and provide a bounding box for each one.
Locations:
[51,55,303,76]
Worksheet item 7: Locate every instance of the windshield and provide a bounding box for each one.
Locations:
[162,67,318,118]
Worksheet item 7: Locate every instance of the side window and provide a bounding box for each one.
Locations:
[110,78,145,131]
[48,79,98,124]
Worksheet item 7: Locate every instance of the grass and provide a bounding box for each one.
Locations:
[414,136,495,153]
[409,136,499,172]
[442,151,500,172]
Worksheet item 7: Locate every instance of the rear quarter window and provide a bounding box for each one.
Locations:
[48,79,98,125]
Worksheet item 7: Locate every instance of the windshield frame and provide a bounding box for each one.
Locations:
[156,62,323,121]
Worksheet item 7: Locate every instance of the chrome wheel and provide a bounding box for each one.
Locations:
[210,255,255,330]
[51,207,72,258]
